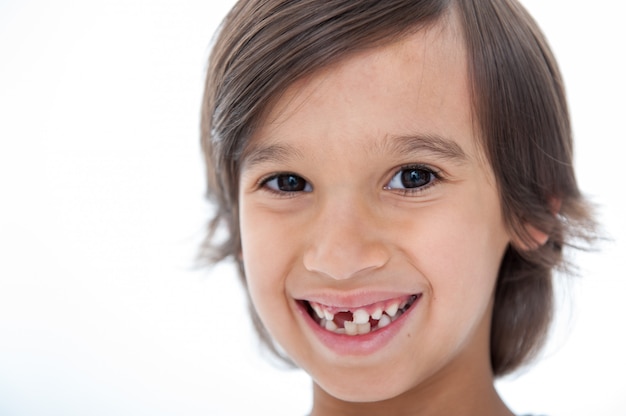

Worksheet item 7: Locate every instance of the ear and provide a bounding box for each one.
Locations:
[516,197,562,251]
[520,224,549,249]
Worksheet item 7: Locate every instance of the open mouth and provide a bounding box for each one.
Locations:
[299,294,420,336]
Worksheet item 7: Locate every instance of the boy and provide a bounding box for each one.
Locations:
[200,1,596,414]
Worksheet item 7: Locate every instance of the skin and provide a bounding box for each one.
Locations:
[238,15,516,416]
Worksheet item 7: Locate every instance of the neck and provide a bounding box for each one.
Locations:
[311,377,511,416]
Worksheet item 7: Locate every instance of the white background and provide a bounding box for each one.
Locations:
[0,1,624,415]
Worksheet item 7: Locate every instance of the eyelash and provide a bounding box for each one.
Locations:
[257,164,443,197]
[384,164,442,196]
[259,172,313,197]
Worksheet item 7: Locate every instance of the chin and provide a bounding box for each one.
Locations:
[313,369,414,403]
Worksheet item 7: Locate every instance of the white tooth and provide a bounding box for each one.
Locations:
[385,302,399,317]
[312,303,325,319]
[320,318,327,327]
[353,309,370,325]
[371,307,383,320]
[325,320,337,331]
[357,322,371,335]
[344,321,358,336]
[335,328,346,334]
[378,314,391,328]
[323,309,334,321]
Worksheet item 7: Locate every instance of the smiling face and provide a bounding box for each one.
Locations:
[238,18,512,408]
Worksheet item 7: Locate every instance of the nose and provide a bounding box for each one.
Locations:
[302,195,389,280]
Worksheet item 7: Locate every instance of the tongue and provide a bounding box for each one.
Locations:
[333,311,354,329]
[332,310,383,330]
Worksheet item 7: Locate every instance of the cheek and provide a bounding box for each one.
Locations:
[396,203,508,354]
[399,194,508,303]
[240,208,275,289]
[239,204,296,326]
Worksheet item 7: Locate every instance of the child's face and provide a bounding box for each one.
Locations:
[238,24,511,402]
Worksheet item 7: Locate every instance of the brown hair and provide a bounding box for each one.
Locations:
[199,0,596,376]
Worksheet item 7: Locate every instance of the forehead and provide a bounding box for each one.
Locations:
[243,13,485,168]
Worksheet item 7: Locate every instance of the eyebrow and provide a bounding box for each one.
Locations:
[241,142,306,170]
[241,133,468,170]
[379,134,468,164]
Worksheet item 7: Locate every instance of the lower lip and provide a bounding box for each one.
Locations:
[295,296,421,356]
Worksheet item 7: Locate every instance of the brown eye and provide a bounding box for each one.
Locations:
[386,166,437,190]
[264,174,312,193]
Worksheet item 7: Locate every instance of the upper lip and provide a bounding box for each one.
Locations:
[295,291,421,310]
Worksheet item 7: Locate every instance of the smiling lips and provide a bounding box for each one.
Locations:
[301,294,421,336]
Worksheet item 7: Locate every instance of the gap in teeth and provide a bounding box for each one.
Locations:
[307,295,418,336]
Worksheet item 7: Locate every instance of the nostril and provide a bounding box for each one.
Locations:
[303,246,390,281]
